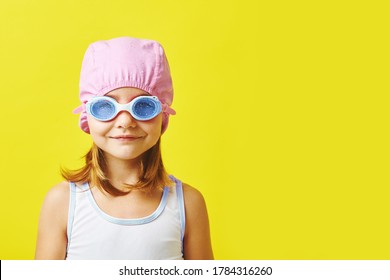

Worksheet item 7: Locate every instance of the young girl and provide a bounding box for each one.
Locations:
[35,37,213,260]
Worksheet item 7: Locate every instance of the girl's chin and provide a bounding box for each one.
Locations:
[101,150,143,161]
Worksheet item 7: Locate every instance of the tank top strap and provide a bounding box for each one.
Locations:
[170,175,186,242]
[66,182,78,254]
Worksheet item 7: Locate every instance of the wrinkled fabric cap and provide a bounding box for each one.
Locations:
[73,37,175,133]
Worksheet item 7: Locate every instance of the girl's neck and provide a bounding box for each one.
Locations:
[104,153,142,188]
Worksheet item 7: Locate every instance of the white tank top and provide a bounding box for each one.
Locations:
[66,176,185,260]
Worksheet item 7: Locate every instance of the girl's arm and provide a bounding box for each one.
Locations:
[35,181,69,260]
[182,184,214,260]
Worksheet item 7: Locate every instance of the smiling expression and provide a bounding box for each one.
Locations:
[87,87,163,162]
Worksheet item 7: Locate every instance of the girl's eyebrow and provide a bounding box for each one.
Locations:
[106,93,150,102]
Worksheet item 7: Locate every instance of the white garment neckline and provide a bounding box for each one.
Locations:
[83,182,170,225]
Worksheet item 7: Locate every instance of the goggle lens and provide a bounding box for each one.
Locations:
[90,99,116,120]
[133,99,158,118]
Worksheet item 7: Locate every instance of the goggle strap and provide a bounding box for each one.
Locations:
[73,103,86,114]
[163,104,176,115]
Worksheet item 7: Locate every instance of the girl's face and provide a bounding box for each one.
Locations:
[87,87,163,162]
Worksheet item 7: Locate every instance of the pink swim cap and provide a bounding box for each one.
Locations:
[73,37,176,134]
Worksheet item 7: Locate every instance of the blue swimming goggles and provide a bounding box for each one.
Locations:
[86,95,162,121]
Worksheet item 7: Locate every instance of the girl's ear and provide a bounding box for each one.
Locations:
[161,112,169,134]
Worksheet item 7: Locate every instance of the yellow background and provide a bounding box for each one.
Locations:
[0,0,389,259]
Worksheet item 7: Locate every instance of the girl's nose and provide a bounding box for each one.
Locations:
[115,110,136,128]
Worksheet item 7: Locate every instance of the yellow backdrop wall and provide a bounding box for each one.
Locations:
[0,0,389,259]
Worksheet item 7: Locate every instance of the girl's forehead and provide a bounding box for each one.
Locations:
[105,87,150,101]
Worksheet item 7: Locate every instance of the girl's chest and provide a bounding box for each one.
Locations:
[91,188,164,219]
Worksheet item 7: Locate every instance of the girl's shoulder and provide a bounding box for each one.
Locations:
[181,182,208,217]
[181,183,206,205]
[44,181,70,204]
[40,181,70,223]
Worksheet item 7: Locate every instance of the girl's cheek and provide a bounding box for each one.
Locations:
[87,116,112,134]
